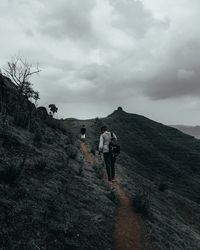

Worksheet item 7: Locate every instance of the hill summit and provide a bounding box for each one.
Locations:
[65,108,200,249]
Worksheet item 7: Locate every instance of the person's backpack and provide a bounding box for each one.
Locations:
[81,127,86,135]
[109,132,120,156]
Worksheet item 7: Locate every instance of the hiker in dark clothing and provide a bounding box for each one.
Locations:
[98,126,117,185]
[80,125,86,141]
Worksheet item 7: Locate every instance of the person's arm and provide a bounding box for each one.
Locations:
[113,133,117,140]
[98,135,104,152]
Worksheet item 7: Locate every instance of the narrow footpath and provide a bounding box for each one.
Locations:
[80,142,143,250]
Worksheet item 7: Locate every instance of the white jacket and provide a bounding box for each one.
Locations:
[98,131,117,153]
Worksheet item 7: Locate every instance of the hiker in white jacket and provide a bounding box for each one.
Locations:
[99,126,117,184]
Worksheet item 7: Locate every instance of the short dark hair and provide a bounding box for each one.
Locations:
[101,126,107,132]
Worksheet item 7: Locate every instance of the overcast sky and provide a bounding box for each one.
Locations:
[1,0,200,125]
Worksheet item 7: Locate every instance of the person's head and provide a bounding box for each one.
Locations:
[82,125,85,127]
[101,126,108,133]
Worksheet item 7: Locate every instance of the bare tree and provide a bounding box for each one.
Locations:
[3,56,41,102]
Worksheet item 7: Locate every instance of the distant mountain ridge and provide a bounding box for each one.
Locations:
[171,125,200,139]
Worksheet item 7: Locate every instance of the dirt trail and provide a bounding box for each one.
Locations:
[80,142,95,165]
[113,183,143,250]
[81,142,143,250]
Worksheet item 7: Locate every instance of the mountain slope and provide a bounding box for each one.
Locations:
[105,110,200,249]
[64,108,200,249]
[0,75,117,250]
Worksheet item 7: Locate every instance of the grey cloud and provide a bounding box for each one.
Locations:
[38,0,95,41]
[145,70,200,100]
[24,29,34,37]
[1,0,200,124]
[144,37,200,99]
[109,0,170,38]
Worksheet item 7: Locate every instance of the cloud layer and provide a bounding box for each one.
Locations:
[1,0,200,124]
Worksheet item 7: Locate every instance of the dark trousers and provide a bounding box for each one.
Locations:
[103,152,116,181]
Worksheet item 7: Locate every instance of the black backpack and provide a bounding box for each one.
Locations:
[109,132,120,156]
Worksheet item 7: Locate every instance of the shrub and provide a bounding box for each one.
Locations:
[1,131,22,150]
[78,165,84,177]
[133,188,150,217]
[90,147,96,156]
[158,182,168,192]
[13,110,29,128]
[0,112,10,130]
[93,164,104,179]
[34,159,47,171]
[45,118,67,134]
[107,189,119,205]
[46,137,54,144]
[65,144,78,159]
[29,119,39,133]
[0,158,25,186]
[33,128,43,145]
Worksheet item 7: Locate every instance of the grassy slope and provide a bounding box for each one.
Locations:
[66,109,200,249]
[104,110,200,249]
[0,75,118,250]
[0,118,117,250]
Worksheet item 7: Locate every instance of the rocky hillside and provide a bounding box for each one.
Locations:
[172,125,200,139]
[0,75,118,250]
[1,72,200,249]
[64,108,200,249]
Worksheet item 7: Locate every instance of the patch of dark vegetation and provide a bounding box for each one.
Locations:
[94,117,104,129]
[0,130,22,150]
[93,163,104,179]
[33,127,43,146]
[90,147,95,156]
[78,165,84,177]
[0,158,25,186]
[34,159,47,171]
[13,110,30,128]
[158,182,168,192]
[45,117,67,134]
[46,136,54,144]
[65,144,78,159]
[0,74,116,250]
[107,189,119,205]
[133,188,150,218]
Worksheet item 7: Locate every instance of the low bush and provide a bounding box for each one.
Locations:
[65,144,78,159]
[90,147,96,156]
[13,110,29,128]
[93,164,104,179]
[45,118,67,134]
[34,159,47,171]
[29,119,40,133]
[0,158,25,186]
[158,182,168,192]
[133,188,150,217]
[1,131,22,150]
[107,189,119,205]
[33,128,43,145]
[78,165,84,177]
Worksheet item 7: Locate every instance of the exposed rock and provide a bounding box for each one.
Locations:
[36,106,49,120]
